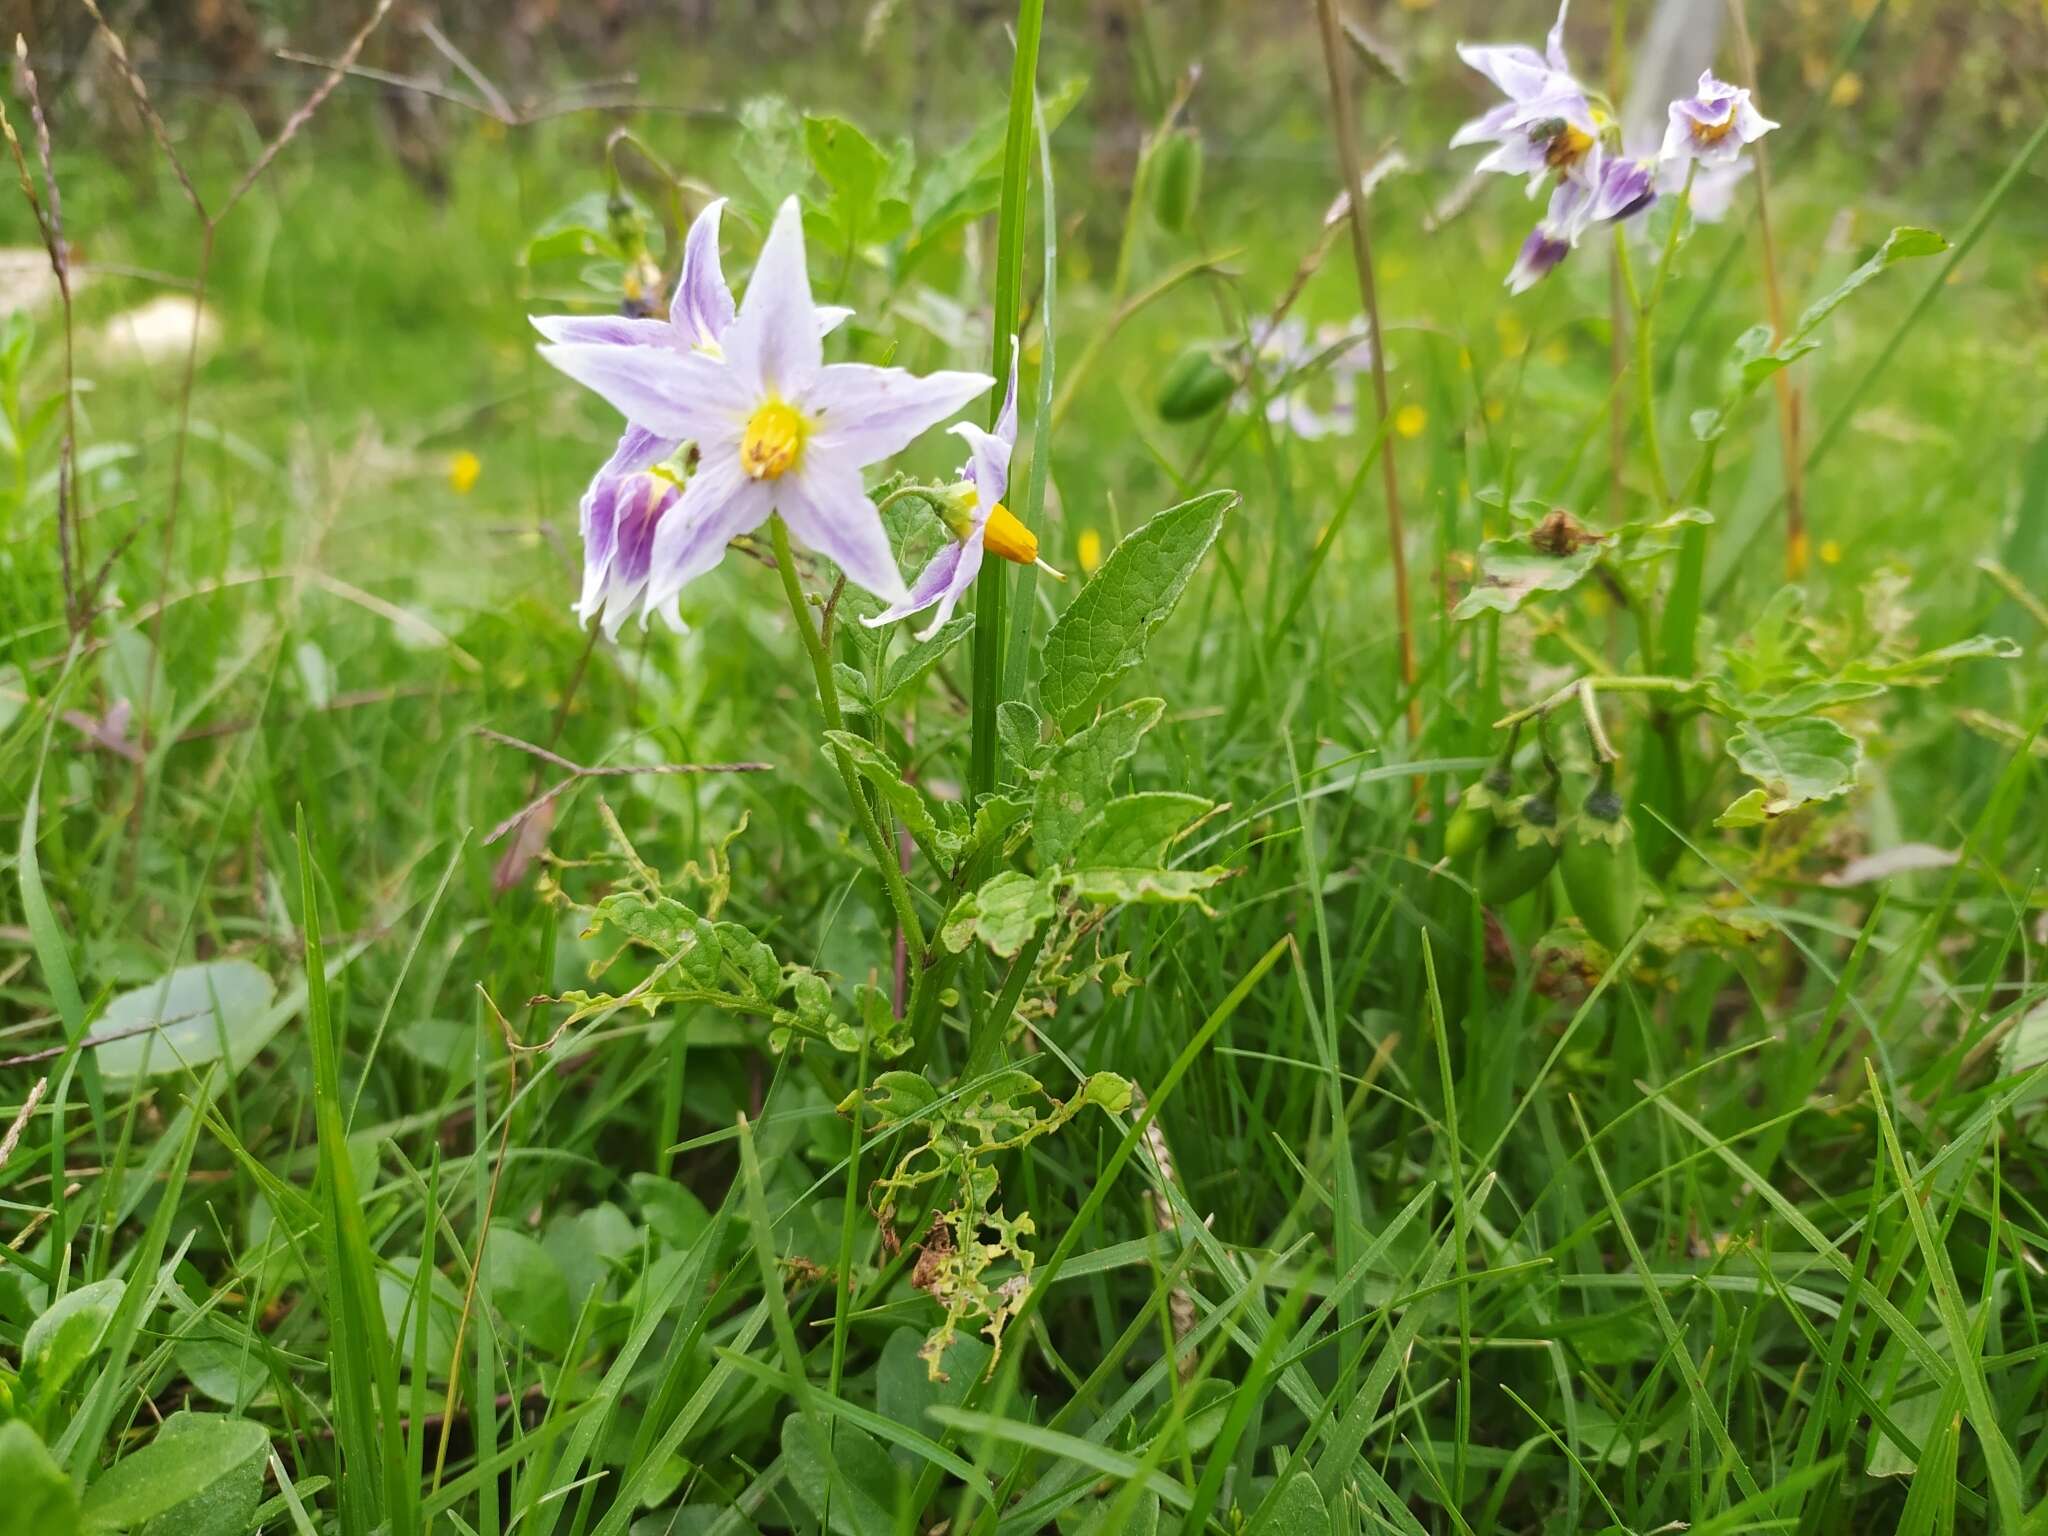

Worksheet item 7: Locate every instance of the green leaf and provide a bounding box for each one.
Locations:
[824,731,940,858]
[876,1326,990,1449]
[523,190,644,268]
[876,614,974,706]
[631,1173,711,1252]
[1790,226,1949,340]
[1073,792,1214,867]
[80,1414,268,1532]
[23,1277,125,1401]
[485,1229,571,1355]
[0,1422,80,1536]
[1038,491,1233,732]
[940,871,1057,958]
[1695,227,1947,441]
[1260,1470,1332,1536]
[780,1414,902,1536]
[736,96,811,212]
[1063,867,1230,907]
[1726,717,1863,818]
[1454,509,1708,619]
[997,699,1051,774]
[1076,1072,1135,1115]
[1714,787,1772,829]
[845,1070,940,1125]
[90,962,279,1084]
[1844,633,2022,686]
[1033,698,1166,866]
[805,114,913,247]
[134,1414,265,1536]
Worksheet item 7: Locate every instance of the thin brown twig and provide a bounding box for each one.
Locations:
[3,42,80,633]
[77,0,207,218]
[1311,0,1418,750]
[1725,0,1804,578]
[219,0,398,221]
[475,728,773,846]
[411,14,514,122]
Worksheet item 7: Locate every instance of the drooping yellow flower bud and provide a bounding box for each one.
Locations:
[741,400,805,480]
[981,502,1039,565]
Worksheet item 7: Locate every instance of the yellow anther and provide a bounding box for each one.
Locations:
[741,400,805,480]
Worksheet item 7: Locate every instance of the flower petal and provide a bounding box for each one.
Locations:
[949,421,1013,508]
[670,198,737,349]
[1544,0,1573,74]
[994,343,1020,446]
[576,427,677,625]
[778,457,909,603]
[721,196,822,400]
[816,304,855,337]
[538,342,750,442]
[1456,42,1555,103]
[529,314,677,349]
[805,363,994,467]
[643,451,774,614]
[862,538,968,630]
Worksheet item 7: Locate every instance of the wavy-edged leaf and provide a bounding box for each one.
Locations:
[1033,698,1165,866]
[1038,491,1232,731]
[1073,792,1213,866]
[940,871,1056,958]
[825,730,939,856]
[1726,717,1862,817]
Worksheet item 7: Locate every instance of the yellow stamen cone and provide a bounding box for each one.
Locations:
[982,502,1039,566]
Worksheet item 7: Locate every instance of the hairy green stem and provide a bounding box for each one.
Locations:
[770,516,927,971]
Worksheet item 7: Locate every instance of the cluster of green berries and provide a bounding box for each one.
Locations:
[1445,752,1643,952]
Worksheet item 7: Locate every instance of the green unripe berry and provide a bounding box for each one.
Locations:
[1560,777,1642,952]
[1156,345,1235,421]
[1476,789,1561,905]
[1444,763,1514,863]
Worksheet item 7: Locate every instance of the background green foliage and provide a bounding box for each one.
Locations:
[3,2,2048,1533]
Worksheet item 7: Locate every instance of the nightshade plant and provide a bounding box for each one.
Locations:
[526,134,1238,1372]
[1439,8,2016,965]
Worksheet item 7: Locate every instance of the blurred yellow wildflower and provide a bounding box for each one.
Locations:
[1395,404,1427,439]
[1829,73,1863,110]
[1077,528,1104,573]
[449,450,482,494]
[1819,538,1843,566]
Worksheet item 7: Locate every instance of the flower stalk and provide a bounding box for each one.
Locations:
[770,514,928,972]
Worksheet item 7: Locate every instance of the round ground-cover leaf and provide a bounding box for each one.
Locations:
[90,962,280,1083]
[780,1414,903,1536]
[79,1413,268,1532]
[22,1276,125,1400]
[875,1326,991,1467]
[485,1228,572,1355]
[0,1421,80,1536]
